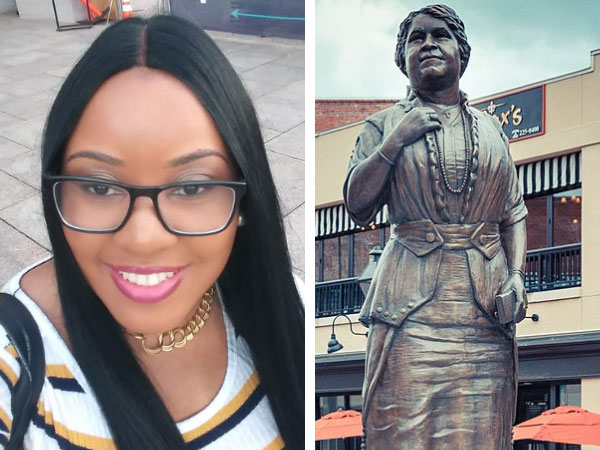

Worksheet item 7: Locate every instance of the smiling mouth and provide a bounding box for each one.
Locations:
[118,270,176,286]
[108,265,185,304]
[420,55,443,63]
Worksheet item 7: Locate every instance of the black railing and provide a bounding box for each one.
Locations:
[316,243,582,317]
[315,278,365,318]
[525,243,581,292]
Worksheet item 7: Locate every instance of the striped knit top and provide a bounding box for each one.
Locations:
[0,260,284,450]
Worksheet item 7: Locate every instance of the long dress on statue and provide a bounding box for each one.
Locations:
[344,88,527,450]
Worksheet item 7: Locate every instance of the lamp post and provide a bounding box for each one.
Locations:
[356,246,382,296]
[327,245,381,354]
[327,314,368,354]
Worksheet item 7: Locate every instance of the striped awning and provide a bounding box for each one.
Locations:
[316,152,581,238]
[315,204,388,238]
[518,151,581,197]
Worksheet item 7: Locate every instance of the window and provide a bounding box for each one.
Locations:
[525,195,548,250]
[553,189,581,247]
[524,188,581,251]
[317,226,387,283]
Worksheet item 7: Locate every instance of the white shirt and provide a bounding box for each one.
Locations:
[0,259,283,450]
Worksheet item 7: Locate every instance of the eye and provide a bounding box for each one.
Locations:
[172,184,209,196]
[81,182,122,196]
[434,29,451,39]
[408,31,424,43]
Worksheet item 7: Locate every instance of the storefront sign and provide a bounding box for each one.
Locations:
[472,85,545,142]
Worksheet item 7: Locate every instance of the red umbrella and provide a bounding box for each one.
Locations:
[315,409,362,441]
[513,405,600,445]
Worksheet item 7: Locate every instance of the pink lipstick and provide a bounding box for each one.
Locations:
[108,265,184,304]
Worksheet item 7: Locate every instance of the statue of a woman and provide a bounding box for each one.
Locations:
[343,5,528,449]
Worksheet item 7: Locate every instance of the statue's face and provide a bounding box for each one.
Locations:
[405,13,461,92]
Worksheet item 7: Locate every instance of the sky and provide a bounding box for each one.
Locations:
[316,0,600,100]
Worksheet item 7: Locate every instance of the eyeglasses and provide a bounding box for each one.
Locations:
[43,175,246,236]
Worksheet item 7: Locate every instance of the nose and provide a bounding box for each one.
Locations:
[112,197,177,256]
[422,33,437,49]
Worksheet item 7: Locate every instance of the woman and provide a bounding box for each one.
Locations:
[0,15,304,450]
[344,5,527,449]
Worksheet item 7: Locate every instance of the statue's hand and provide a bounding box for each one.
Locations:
[379,107,441,160]
[499,273,528,324]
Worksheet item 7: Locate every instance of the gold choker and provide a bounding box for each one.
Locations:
[127,287,214,355]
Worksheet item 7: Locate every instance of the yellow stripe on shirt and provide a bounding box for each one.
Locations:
[0,359,17,387]
[5,345,18,359]
[46,364,75,379]
[36,401,117,450]
[263,435,285,450]
[0,404,12,431]
[182,370,260,443]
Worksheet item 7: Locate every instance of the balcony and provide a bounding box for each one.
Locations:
[525,243,581,292]
[316,243,582,318]
[315,277,365,318]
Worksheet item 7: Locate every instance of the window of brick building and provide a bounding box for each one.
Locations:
[553,189,581,246]
[524,188,581,250]
[317,226,388,283]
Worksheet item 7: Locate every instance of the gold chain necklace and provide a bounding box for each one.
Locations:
[126,287,214,355]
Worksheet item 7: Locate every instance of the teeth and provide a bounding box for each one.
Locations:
[136,274,149,286]
[118,271,175,287]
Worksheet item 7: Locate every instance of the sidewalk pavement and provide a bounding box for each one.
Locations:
[0,12,305,285]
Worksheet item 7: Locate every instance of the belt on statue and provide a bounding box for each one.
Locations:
[390,220,501,258]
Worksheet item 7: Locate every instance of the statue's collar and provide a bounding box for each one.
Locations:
[405,86,469,110]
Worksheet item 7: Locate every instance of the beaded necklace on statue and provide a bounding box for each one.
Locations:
[435,109,472,195]
[424,102,472,195]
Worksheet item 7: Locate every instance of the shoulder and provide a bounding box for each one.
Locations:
[0,261,53,396]
[364,101,408,132]
[468,106,510,148]
[1,257,55,298]
[5,259,66,342]
[468,105,494,125]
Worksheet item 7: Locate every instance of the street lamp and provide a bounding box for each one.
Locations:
[327,314,368,354]
[356,246,382,296]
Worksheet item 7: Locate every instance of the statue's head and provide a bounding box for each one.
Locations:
[395,4,470,90]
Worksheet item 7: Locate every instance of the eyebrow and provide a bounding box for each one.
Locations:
[409,26,449,35]
[66,151,123,166]
[168,149,230,167]
[65,149,229,167]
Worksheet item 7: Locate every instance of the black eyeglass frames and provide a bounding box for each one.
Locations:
[43,175,247,236]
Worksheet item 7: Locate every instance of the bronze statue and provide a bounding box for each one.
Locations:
[343,5,528,449]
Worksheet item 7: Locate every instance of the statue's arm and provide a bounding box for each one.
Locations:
[501,219,527,274]
[498,138,529,323]
[344,131,402,225]
[500,219,527,323]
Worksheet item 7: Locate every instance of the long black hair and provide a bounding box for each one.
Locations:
[41,15,304,450]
